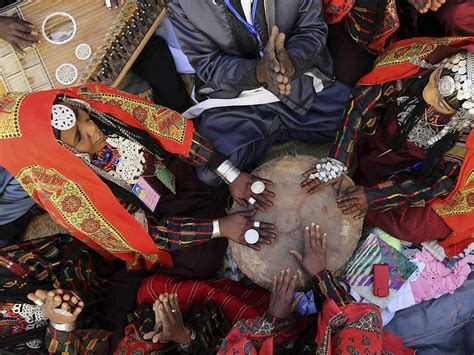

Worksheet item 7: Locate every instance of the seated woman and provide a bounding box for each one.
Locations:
[302,37,474,257]
[0,84,276,278]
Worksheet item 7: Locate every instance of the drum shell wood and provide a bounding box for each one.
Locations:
[230,155,362,290]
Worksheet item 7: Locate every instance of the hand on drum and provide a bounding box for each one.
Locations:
[229,172,275,212]
[290,223,327,277]
[336,185,368,220]
[218,210,276,251]
[267,268,303,319]
[27,288,84,325]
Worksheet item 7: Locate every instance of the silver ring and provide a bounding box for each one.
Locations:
[250,181,265,195]
[253,220,260,228]
[248,197,256,205]
[244,228,260,244]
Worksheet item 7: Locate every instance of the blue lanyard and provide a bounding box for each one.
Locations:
[224,0,264,56]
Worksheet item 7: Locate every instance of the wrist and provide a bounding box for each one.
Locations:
[177,327,195,350]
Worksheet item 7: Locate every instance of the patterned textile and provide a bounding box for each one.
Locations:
[409,248,473,303]
[0,84,224,269]
[0,235,113,298]
[148,216,214,251]
[218,270,411,354]
[218,314,293,355]
[45,325,112,355]
[137,274,270,323]
[323,0,399,53]
[339,234,417,308]
[358,37,474,85]
[0,235,117,353]
[115,274,271,355]
[323,0,355,24]
[0,303,47,337]
[433,131,474,256]
[315,300,414,355]
[312,271,353,310]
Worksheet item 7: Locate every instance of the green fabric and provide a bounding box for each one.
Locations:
[154,162,176,194]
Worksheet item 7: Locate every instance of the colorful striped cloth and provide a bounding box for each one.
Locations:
[339,234,417,308]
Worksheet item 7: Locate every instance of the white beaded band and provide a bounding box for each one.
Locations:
[212,219,221,238]
[248,197,256,205]
[308,158,347,183]
[50,321,76,332]
[253,221,260,228]
[215,160,241,184]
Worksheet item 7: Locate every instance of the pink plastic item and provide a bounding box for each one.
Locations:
[410,249,473,304]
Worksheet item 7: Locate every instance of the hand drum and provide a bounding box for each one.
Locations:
[230,155,362,290]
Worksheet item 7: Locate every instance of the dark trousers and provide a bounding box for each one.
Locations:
[0,210,35,246]
[132,36,192,113]
[196,81,351,185]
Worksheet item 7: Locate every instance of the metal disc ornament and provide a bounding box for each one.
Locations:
[51,104,76,130]
[244,229,259,245]
[250,181,266,194]
[438,75,456,97]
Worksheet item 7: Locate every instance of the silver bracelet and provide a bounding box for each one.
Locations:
[223,166,241,184]
[215,160,241,184]
[50,321,76,332]
[212,219,221,238]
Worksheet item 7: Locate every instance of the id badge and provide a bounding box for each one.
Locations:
[132,177,161,212]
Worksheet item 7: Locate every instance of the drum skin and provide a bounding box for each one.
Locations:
[230,155,362,290]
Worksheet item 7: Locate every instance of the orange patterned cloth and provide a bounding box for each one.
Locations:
[0,84,197,269]
[432,130,474,256]
[358,36,474,85]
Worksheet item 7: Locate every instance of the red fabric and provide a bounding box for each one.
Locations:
[323,0,355,24]
[365,207,452,244]
[137,274,270,324]
[64,85,195,157]
[0,84,200,269]
[315,300,414,354]
[433,130,474,257]
[358,37,474,85]
[323,0,398,54]
[220,323,275,355]
[435,0,474,36]
[116,274,270,355]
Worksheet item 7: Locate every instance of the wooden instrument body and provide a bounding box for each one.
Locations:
[230,155,363,290]
[0,0,165,95]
